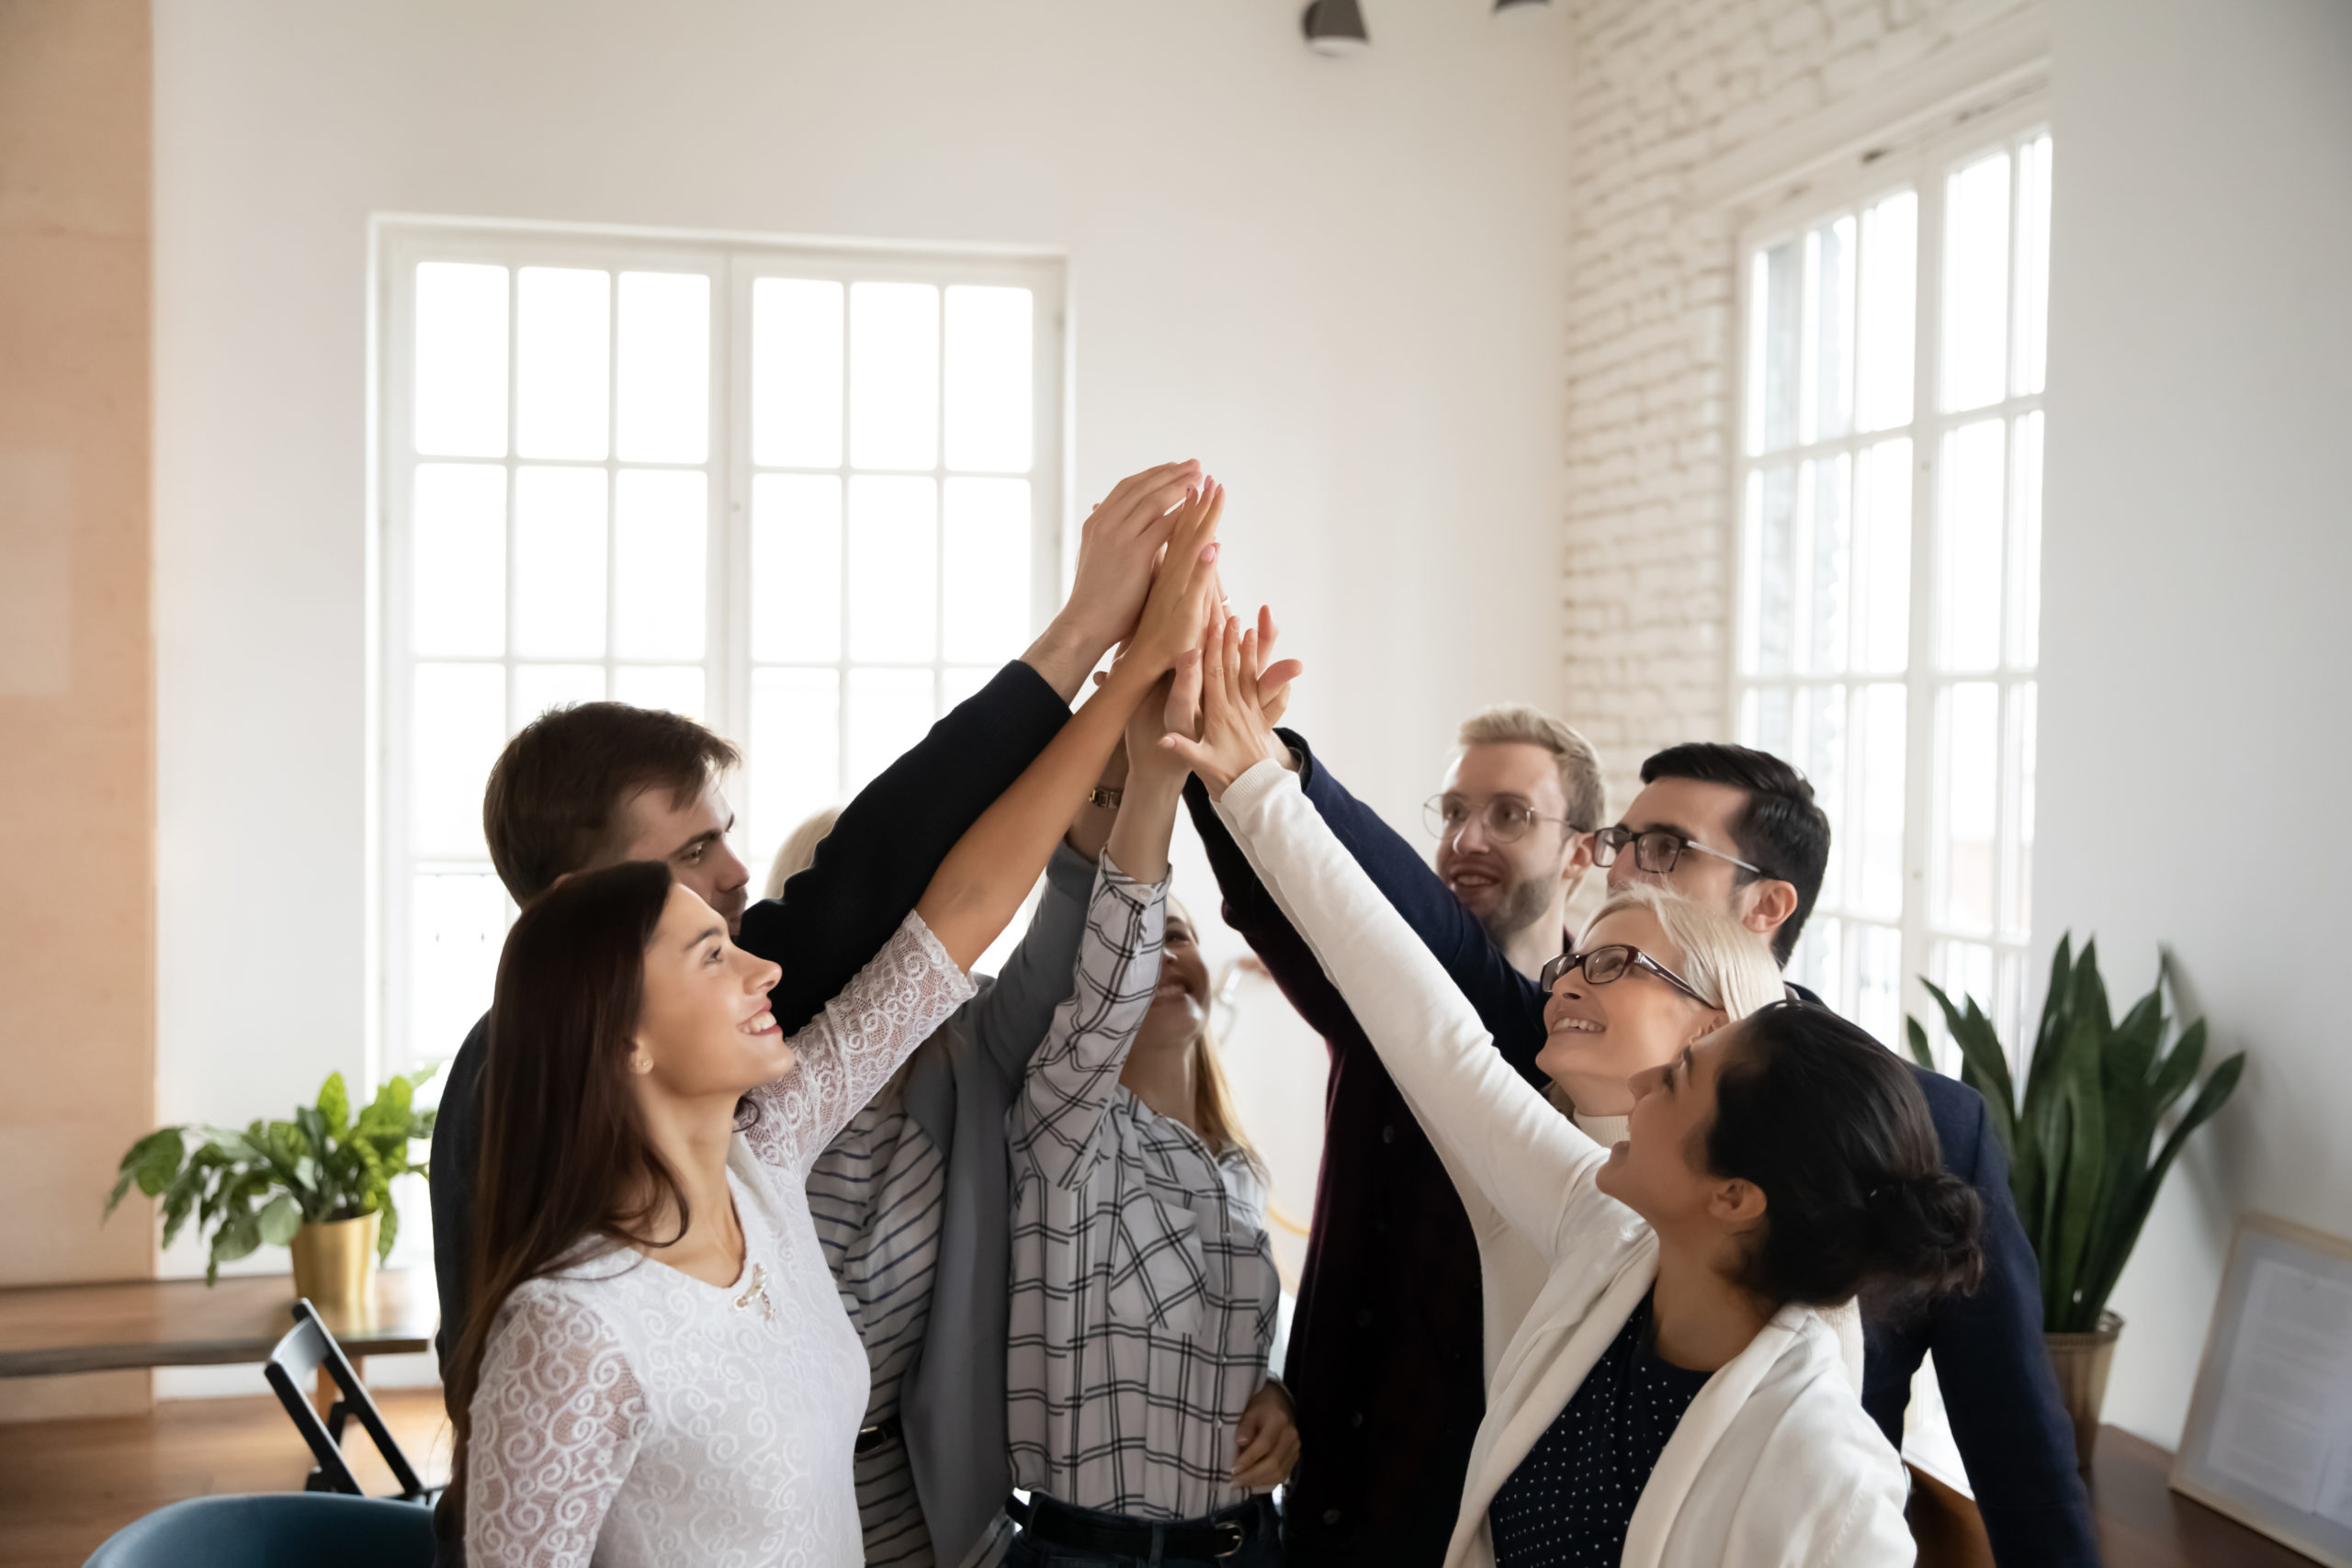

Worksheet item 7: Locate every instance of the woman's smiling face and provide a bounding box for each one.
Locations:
[1136,904,1211,1055]
[630,883,790,1099]
[1538,905,1726,1116]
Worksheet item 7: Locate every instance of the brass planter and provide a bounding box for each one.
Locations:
[2044,1310,2123,1471]
[288,1212,380,1320]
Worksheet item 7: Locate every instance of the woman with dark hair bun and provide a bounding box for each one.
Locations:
[1169,613,1983,1568]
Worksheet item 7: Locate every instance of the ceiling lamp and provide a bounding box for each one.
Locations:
[1494,0,1551,10]
[1302,0,1370,55]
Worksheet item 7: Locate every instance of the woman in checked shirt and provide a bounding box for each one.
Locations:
[1005,651,1302,1568]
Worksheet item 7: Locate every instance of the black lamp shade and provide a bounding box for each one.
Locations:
[1303,0,1370,54]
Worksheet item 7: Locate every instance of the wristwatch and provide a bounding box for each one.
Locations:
[1088,785,1124,811]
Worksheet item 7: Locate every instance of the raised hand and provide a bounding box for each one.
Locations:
[1251,603,1306,728]
[1159,611,1293,798]
[1022,458,1204,701]
[1122,481,1226,676]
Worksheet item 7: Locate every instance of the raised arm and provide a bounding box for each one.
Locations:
[741,458,1204,1032]
[1168,617,1604,1254]
[1010,862,1169,1190]
[914,483,1224,970]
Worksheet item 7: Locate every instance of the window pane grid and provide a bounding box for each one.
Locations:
[386,231,1059,1089]
[1736,125,2051,1066]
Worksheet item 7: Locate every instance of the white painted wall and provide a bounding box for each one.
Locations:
[2037,0,2352,1449]
[150,0,1572,1320]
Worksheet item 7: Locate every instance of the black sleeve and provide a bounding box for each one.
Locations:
[429,1015,489,1373]
[735,659,1069,1033]
[1923,1078,2104,1567]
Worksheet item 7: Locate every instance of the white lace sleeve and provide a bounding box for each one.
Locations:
[464,1285,648,1568]
[743,911,976,1179]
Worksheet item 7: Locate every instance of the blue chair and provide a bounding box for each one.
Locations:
[82,1493,435,1567]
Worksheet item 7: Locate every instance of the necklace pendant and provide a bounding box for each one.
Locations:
[732,1262,775,1322]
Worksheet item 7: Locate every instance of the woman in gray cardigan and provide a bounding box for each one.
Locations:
[774,769,1125,1568]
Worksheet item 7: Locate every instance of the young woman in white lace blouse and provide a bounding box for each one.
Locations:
[447,485,1230,1568]
[1002,659,1301,1568]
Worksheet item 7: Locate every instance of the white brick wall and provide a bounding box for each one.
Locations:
[1560,0,2041,806]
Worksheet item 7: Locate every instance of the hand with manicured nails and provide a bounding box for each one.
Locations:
[1231,1378,1302,1490]
[1159,611,1295,798]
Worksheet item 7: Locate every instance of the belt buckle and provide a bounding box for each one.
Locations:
[1214,1520,1247,1559]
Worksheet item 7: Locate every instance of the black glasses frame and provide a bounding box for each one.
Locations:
[1589,824,1765,878]
[1538,942,1711,1006]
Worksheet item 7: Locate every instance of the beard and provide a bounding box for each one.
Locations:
[1477,872,1556,948]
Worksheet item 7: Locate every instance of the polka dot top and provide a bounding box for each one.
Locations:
[1487,1290,1715,1566]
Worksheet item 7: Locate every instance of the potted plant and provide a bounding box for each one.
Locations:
[1905,936,2244,1469]
[105,1067,437,1315]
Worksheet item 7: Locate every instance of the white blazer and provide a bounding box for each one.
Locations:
[1215,761,1913,1568]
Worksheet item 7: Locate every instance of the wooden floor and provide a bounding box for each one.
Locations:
[0,1388,451,1568]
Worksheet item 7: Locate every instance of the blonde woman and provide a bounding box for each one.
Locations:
[1171,616,1980,1568]
[1473,881,1871,1392]
[765,807,842,900]
[1003,674,1298,1568]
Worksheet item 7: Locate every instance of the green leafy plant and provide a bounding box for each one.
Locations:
[1905,935,2244,1333]
[104,1067,438,1283]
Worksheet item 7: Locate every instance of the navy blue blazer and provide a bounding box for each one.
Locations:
[1213,730,2100,1568]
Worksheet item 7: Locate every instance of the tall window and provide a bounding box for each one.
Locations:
[1735,125,2052,1057]
[377,224,1064,1082]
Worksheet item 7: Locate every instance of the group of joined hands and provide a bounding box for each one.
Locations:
[1066,458,1315,815]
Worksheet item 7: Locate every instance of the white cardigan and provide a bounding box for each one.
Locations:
[1215,761,1913,1568]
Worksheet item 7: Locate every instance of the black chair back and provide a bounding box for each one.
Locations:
[262,1297,434,1503]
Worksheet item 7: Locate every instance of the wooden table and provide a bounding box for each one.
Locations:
[1907,1424,2322,1567]
[0,1271,435,1378]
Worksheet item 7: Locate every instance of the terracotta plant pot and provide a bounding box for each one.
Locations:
[2044,1310,2123,1471]
[288,1211,380,1321]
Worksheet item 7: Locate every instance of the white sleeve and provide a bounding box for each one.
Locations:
[742,912,978,1178]
[1212,760,1608,1260]
[465,1287,647,1568]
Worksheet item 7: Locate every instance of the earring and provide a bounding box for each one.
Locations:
[630,1049,654,1075]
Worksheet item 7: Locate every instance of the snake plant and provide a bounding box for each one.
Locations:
[1906,935,2245,1334]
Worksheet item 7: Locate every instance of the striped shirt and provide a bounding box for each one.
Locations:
[810,1077,947,1568]
[1007,857,1280,1522]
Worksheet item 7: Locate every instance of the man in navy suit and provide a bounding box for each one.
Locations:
[1188,733,2099,1568]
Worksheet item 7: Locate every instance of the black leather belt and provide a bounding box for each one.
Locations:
[1006,1492,1262,1561]
[854,1416,902,1456]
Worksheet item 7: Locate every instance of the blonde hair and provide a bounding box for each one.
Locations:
[1579,881,1785,1021]
[1165,897,1263,1175]
[1456,704,1606,833]
[763,806,842,899]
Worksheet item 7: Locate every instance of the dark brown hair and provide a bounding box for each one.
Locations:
[1703,1002,1984,1313]
[445,859,692,1521]
[481,702,741,903]
[1638,743,1831,965]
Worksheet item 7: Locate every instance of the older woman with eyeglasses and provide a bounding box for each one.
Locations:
[1464,881,1856,1379]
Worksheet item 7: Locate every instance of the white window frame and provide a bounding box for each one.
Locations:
[1727,96,2052,1061]
[369,218,1067,1090]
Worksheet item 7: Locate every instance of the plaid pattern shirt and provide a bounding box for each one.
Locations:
[1007,856,1280,1522]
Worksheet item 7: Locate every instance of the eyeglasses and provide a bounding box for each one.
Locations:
[1538,943,1711,1006]
[1424,794,1581,845]
[1589,824,1764,878]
